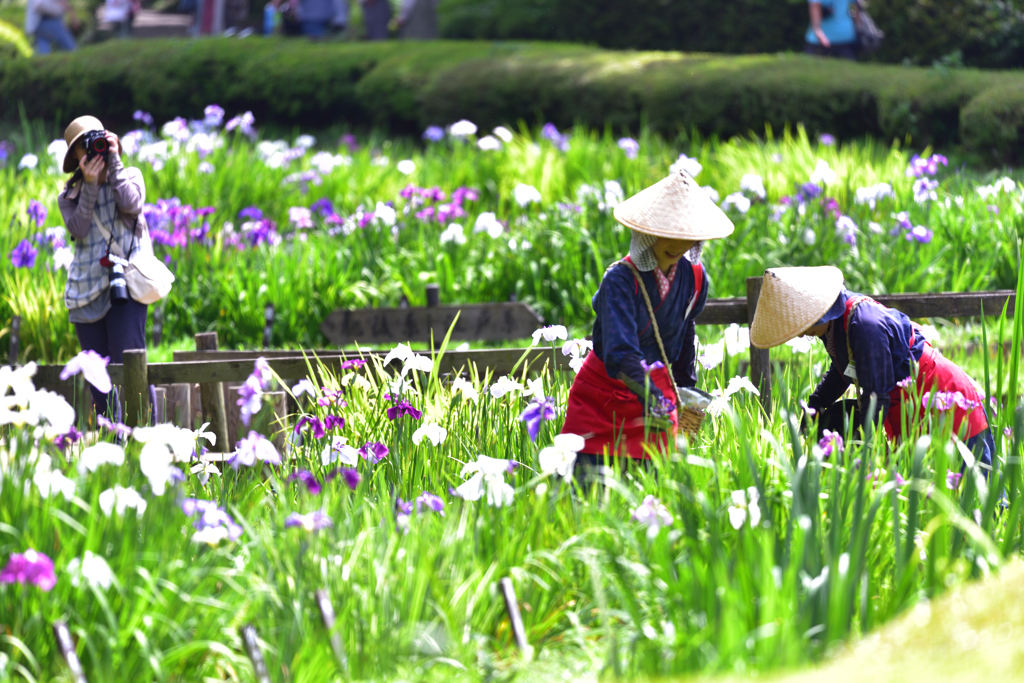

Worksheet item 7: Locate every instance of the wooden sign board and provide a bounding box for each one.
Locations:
[320,303,544,345]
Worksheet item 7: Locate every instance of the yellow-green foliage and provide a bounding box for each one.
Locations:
[0,18,31,58]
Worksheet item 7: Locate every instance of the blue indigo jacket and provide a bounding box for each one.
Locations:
[808,291,926,412]
[591,261,709,398]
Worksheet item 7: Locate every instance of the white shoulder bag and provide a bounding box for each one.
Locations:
[96,214,175,305]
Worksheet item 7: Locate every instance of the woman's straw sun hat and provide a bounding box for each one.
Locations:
[613,170,735,241]
[62,115,105,173]
[750,266,845,349]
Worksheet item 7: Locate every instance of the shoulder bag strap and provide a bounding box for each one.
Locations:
[619,259,683,410]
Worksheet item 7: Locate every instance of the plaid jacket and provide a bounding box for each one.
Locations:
[59,158,148,315]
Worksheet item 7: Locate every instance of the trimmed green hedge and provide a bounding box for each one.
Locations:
[5,39,1024,159]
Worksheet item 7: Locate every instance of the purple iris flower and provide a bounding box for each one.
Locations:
[617,137,640,159]
[10,239,37,268]
[359,441,389,463]
[287,470,322,495]
[54,426,83,452]
[422,126,445,142]
[98,415,133,438]
[284,511,333,531]
[324,415,345,431]
[317,389,347,408]
[818,133,836,146]
[797,182,822,201]
[640,360,665,373]
[818,429,843,458]
[416,492,445,516]
[451,187,479,204]
[396,498,413,516]
[895,473,908,487]
[339,133,359,151]
[133,110,154,127]
[294,415,326,439]
[906,226,933,244]
[229,431,282,469]
[648,394,674,419]
[913,178,939,203]
[541,122,570,151]
[387,400,423,421]
[203,104,225,128]
[519,396,558,442]
[946,470,962,490]
[507,460,520,474]
[340,359,366,370]
[400,184,417,200]
[0,550,57,591]
[325,467,361,490]
[310,198,334,216]
[27,200,47,228]
[237,376,263,426]
[239,206,263,221]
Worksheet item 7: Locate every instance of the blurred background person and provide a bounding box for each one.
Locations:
[25,0,80,54]
[398,0,437,39]
[361,0,390,39]
[330,0,348,34]
[804,0,858,60]
[298,0,334,37]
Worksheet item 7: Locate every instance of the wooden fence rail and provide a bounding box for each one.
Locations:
[11,285,1018,433]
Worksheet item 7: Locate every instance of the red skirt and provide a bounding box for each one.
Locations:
[561,353,677,459]
[884,344,988,440]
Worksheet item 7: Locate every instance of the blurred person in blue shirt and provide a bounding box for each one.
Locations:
[804,0,858,60]
[25,0,79,54]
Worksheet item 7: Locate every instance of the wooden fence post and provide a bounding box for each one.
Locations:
[499,577,531,656]
[239,624,272,683]
[745,277,772,417]
[123,349,150,429]
[263,304,274,349]
[425,284,440,308]
[196,332,230,452]
[52,621,88,683]
[8,315,20,367]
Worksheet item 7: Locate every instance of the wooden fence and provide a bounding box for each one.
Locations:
[9,281,1018,450]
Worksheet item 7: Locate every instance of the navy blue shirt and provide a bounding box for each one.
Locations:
[809,290,927,411]
[592,260,709,392]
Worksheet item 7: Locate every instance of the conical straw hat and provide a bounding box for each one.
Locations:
[749,266,845,349]
[613,170,735,241]
[62,115,104,173]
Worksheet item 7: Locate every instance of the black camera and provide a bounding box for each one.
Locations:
[81,129,109,162]
[109,262,129,306]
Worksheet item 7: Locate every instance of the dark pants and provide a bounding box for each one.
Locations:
[34,17,77,54]
[301,19,329,37]
[817,399,995,470]
[74,298,153,420]
[804,41,858,60]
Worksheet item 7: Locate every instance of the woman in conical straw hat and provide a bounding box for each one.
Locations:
[749,266,995,469]
[561,170,734,470]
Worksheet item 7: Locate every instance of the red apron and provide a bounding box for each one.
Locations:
[842,297,988,441]
[561,352,678,460]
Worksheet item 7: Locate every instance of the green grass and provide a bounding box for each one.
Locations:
[1,255,1023,680]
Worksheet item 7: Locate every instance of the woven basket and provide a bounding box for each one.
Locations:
[676,386,713,437]
[678,406,706,436]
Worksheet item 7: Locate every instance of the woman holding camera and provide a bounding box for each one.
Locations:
[58,115,152,418]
